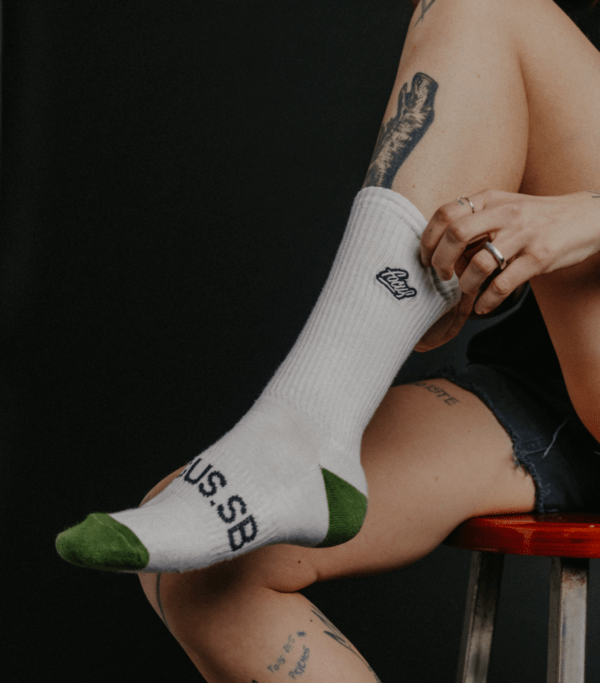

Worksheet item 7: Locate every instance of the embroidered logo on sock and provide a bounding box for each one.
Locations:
[376,268,417,300]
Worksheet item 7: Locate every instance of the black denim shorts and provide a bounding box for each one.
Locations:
[425,363,600,513]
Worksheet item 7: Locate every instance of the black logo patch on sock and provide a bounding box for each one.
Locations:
[376,268,417,300]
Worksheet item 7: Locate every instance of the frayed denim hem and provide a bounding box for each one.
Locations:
[410,365,577,514]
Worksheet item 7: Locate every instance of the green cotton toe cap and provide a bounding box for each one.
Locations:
[55,513,150,572]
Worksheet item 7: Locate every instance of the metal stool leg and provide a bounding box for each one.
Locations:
[547,556,589,683]
[456,551,504,683]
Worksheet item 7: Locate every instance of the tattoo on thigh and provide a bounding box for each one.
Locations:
[363,72,438,190]
[310,607,382,682]
[411,380,461,406]
[415,0,439,26]
[588,190,600,198]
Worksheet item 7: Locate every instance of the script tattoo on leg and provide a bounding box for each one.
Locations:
[265,632,308,675]
[363,72,438,190]
[415,0,439,25]
[310,607,382,682]
[588,190,600,198]
[411,381,461,406]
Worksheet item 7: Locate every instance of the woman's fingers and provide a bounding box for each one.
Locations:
[421,190,525,276]
[473,254,540,315]
[413,307,457,352]
[443,289,477,341]
[420,193,487,271]
[459,234,538,312]
[421,189,600,320]
[431,206,516,281]
[421,192,505,276]
[414,290,476,351]
[458,240,512,296]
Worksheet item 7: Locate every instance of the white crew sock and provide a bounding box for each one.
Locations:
[56,187,460,573]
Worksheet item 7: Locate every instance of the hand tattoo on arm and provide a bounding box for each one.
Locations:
[363,72,438,190]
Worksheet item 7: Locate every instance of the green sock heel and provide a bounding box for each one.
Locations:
[317,468,368,548]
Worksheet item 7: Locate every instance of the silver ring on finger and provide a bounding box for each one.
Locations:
[457,196,475,213]
[484,241,506,270]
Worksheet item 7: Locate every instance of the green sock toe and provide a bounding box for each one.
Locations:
[317,468,368,548]
[56,513,150,572]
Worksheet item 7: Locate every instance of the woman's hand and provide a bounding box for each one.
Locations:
[415,189,600,351]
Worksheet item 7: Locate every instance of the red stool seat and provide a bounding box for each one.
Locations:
[445,512,600,558]
[443,513,600,683]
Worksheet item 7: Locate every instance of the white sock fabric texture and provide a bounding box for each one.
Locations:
[91,187,461,572]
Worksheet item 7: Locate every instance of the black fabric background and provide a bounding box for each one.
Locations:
[1,1,598,681]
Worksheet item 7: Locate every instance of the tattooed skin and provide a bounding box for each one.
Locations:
[363,72,438,190]
[310,608,382,683]
[588,190,600,198]
[415,0,439,25]
[410,381,461,406]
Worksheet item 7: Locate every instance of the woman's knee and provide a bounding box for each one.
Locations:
[139,543,321,632]
[407,0,524,40]
[137,467,322,625]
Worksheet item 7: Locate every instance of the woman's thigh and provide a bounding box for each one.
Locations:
[291,379,535,583]
[381,0,600,219]
[514,0,600,197]
[140,379,535,615]
[508,2,600,432]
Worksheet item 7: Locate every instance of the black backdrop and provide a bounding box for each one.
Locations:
[1,1,598,681]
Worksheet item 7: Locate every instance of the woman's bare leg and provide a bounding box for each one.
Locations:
[138,0,600,679]
[140,381,534,682]
[506,1,600,434]
[377,0,528,219]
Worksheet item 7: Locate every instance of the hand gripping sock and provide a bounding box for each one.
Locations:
[56,187,460,573]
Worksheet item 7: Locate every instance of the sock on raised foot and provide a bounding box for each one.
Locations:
[56,187,460,573]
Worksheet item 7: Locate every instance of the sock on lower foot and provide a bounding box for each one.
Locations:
[56,187,460,573]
